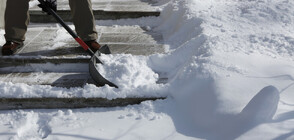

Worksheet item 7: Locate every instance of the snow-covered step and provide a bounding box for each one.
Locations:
[0,72,92,88]
[0,97,165,110]
[0,57,89,68]
[0,22,167,103]
[4,26,164,56]
[15,43,164,57]
[0,26,165,66]
[0,24,167,90]
[29,0,160,23]
[0,71,167,88]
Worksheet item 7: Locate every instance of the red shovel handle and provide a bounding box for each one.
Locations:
[75,38,89,51]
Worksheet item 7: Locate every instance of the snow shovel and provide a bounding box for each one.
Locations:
[38,0,118,88]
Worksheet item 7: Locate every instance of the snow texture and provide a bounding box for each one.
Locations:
[98,54,159,89]
[1,0,294,139]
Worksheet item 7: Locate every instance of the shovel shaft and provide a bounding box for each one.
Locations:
[38,0,93,53]
[75,38,94,54]
[38,0,118,88]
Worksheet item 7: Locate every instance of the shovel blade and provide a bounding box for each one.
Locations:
[100,45,111,54]
[89,51,118,88]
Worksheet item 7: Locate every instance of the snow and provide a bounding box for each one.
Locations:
[29,0,40,8]
[1,0,294,139]
[0,30,4,45]
[98,54,160,89]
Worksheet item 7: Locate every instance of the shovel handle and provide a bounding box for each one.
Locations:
[75,38,94,54]
[38,0,118,88]
[38,0,94,55]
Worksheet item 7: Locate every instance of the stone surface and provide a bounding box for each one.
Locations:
[0,72,93,88]
[0,0,166,108]
[0,25,166,88]
[0,97,166,110]
[29,0,160,22]
[8,26,165,58]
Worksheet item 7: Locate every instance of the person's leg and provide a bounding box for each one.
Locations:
[68,0,97,41]
[4,0,30,43]
[2,0,30,55]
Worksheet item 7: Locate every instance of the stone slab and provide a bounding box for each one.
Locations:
[0,71,166,88]
[0,25,166,88]
[0,1,166,107]
[30,0,159,11]
[0,72,92,88]
[0,57,90,68]
[99,32,163,44]
[29,0,160,22]
[107,44,165,55]
[0,26,164,58]
[0,97,166,110]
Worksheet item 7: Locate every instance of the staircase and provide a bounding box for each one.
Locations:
[0,0,167,109]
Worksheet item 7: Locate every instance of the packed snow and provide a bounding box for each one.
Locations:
[1,0,294,139]
[97,54,160,89]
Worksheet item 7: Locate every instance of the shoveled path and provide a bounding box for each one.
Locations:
[29,0,160,22]
[0,0,166,109]
[0,25,166,87]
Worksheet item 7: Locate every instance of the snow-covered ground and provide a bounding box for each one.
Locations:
[1,0,294,139]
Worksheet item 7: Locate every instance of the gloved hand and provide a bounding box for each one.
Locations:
[38,0,57,15]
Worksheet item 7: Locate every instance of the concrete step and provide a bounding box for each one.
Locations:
[29,0,160,23]
[0,25,166,92]
[0,97,165,110]
[0,71,167,88]
[1,26,164,56]
[0,25,167,88]
[0,1,166,108]
[0,57,90,68]
[0,72,93,88]
[0,25,165,66]
[0,56,168,85]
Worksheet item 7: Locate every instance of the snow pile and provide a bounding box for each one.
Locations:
[98,54,159,89]
[0,80,167,99]
[10,111,52,139]
[148,0,294,139]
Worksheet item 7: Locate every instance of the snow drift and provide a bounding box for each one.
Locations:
[1,0,294,139]
[149,0,294,139]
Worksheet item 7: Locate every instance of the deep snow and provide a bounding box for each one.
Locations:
[1,0,294,139]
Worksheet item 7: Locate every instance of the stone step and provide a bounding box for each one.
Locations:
[0,97,166,110]
[0,57,90,68]
[29,0,160,23]
[14,43,164,57]
[0,25,166,89]
[0,72,93,88]
[0,71,167,88]
[0,26,165,67]
[0,1,166,108]
[1,26,164,56]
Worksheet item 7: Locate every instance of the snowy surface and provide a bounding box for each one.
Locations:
[1,0,294,139]
[0,30,4,45]
[98,54,160,89]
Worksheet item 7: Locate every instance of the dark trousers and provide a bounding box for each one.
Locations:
[4,0,98,43]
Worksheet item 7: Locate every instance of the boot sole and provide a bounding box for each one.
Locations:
[1,43,24,56]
